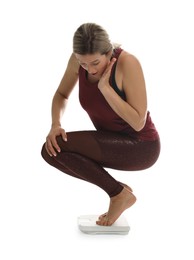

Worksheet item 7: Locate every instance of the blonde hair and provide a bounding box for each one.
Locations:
[73,23,114,55]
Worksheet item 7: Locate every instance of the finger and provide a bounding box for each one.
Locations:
[51,138,61,153]
[111,57,117,64]
[103,58,117,75]
[108,58,117,70]
[45,141,52,157]
[46,139,57,157]
[47,138,60,156]
[61,131,67,142]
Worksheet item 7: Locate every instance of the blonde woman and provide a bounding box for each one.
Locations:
[41,23,160,226]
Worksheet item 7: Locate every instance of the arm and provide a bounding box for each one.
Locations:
[46,53,79,156]
[51,53,79,127]
[98,53,147,131]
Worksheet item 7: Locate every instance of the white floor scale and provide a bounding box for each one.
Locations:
[78,215,130,235]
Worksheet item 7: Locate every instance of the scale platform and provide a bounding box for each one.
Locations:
[78,215,130,235]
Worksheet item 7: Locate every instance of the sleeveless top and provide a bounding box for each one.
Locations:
[78,48,159,141]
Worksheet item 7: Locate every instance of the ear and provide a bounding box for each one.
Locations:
[106,50,113,59]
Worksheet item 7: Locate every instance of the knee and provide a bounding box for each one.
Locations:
[41,135,69,164]
[41,143,58,167]
[40,136,65,161]
[41,143,50,163]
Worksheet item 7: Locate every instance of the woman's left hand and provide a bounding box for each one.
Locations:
[98,58,116,91]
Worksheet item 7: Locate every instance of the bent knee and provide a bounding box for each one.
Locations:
[41,143,50,163]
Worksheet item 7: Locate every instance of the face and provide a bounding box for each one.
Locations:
[75,52,111,79]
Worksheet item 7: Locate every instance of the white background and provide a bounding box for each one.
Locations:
[0,0,194,259]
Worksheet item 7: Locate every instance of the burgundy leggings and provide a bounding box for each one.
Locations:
[41,130,160,197]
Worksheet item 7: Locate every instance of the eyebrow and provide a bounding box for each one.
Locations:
[79,58,100,64]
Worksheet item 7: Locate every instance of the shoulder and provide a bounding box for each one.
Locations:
[116,50,145,85]
[118,50,143,73]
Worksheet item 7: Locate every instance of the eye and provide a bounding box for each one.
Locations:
[92,62,100,66]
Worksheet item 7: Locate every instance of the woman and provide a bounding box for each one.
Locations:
[41,23,160,226]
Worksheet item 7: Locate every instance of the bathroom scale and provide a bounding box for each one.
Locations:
[78,215,130,235]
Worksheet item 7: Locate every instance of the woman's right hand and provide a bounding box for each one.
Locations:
[45,126,67,157]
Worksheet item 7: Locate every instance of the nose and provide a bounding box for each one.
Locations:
[87,65,97,75]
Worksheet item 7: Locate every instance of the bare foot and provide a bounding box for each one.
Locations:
[96,187,136,226]
[98,182,133,220]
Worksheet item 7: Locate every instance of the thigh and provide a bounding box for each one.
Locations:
[94,131,160,170]
[56,130,137,165]
[56,130,160,171]
[56,130,103,162]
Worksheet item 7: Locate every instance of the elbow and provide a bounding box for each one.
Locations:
[55,90,68,101]
[134,124,145,132]
[132,116,146,132]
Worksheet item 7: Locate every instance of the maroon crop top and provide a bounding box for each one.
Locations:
[78,48,159,141]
